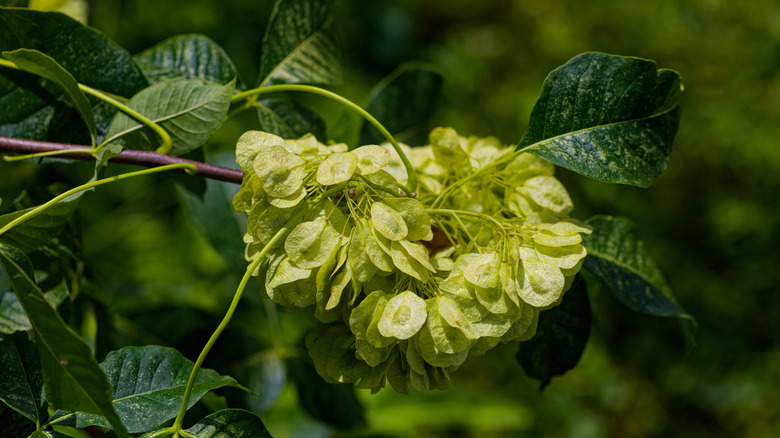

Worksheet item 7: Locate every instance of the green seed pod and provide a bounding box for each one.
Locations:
[317,152,359,185]
[235,131,286,174]
[371,201,408,241]
[254,145,306,198]
[285,217,340,269]
[382,198,433,241]
[378,291,428,340]
[353,144,391,175]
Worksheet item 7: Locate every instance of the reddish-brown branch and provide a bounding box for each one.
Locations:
[0,136,244,184]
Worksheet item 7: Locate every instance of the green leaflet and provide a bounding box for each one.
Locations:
[134,34,239,86]
[0,192,82,254]
[258,0,341,87]
[0,244,129,438]
[2,49,96,147]
[103,78,234,156]
[181,409,272,438]
[378,291,428,340]
[582,216,692,320]
[519,52,682,187]
[0,331,46,426]
[48,346,242,434]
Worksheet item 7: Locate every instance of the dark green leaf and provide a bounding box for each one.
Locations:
[0,405,36,438]
[0,7,147,141]
[48,345,243,434]
[519,52,682,187]
[0,243,129,438]
[0,192,81,253]
[287,353,366,430]
[103,79,234,156]
[359,64,443,146]
[517,276,591,389]
[134,34,240,86]
[582,216,691,319]
[256,100,326,140]
[183,409,273,438]
[2,49,96,146]
[0,331,45,425]
[0,288,67,335]
[177,177,247,279]
[258,0,341,87]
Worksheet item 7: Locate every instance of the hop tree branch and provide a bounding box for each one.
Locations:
[0,136,244,184]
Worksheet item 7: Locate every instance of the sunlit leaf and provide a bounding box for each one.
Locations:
[104,78,234,156]
[48,345,242,434]
[519,52,682,187]
[258,0,341,87]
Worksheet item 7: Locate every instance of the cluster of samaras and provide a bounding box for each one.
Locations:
[233,127,590,393]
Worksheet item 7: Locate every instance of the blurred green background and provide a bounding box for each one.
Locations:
[4,0,779,437]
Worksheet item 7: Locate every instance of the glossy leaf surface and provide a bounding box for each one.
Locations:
[0,331,45,425]
[0,243,129,438]
[582,216,689,318]
[134,34,239,85]
[258,0,340,87]
[183,409,273,438]
[49,345,242,433]
[519,52,682,187]
[2,49,96,146]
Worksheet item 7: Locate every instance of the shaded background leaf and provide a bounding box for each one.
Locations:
[359,63,443,146]
[0,192,81,254]
[0,331,46,425]
[256,100,326,140]
[516,276,591,389]
[519,52,682,187]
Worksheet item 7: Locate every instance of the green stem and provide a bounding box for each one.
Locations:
[427,208,506,234]
[231,84,418,196]
[0,163,196,239]
[2,148,95,162]
[170,227,288,431]
[80,84,173,155]
[431,149,518,208]
[0,58,173,155]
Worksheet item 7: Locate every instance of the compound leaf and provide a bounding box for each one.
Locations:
[48,345,242,434]
[519,52,682,187]
[516,276,591,389]
[0,243,129,438]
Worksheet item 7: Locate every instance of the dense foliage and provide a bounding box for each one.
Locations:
[4,0,764,437]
